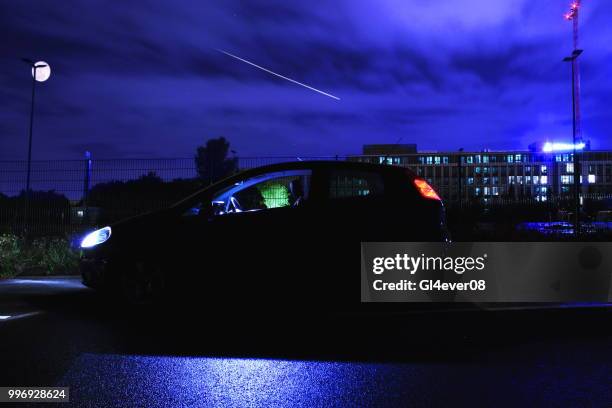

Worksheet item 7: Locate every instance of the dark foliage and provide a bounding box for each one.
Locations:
[194,137,238,185]
[87,172,201,223]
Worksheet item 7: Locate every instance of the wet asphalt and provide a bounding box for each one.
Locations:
[0,276,611,407]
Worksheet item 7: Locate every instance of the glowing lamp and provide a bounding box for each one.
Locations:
[31,61,51,82]
[542,142,585,153]
[81,226,112,248]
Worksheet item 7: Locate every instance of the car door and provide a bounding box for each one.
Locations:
[308,167,397,311]
[185,168,320,305]
[319,168,393,241]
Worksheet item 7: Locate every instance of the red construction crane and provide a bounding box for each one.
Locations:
[564,1,582,143]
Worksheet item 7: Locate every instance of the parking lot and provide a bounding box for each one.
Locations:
[1,276,611,407]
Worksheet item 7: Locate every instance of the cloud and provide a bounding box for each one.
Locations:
[0,0,610,160]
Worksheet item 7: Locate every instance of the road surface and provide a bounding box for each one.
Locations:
[0,276,611,407]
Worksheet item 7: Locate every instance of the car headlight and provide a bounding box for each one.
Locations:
[80,226,112,249]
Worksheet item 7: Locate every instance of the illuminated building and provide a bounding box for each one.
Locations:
[349,143,612,203]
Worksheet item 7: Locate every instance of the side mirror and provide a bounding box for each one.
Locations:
[199,200,225,218]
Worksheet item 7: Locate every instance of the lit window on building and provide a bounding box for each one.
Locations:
[484,187,490,196]
[467,177,474,185]
[533,176,539,184]
[419,157,425,164]
[562,154,570,162]
[541,175,548,184]
[475,187,481,196]
[555,155,562,162]
[517,176,523,184]
[588,174,596,184]
[393,157,401,165]
[443,156,449,164]
[475,155,481,164]
[426,156,433,164]
[483,155,489,163]
[508,176,515,184]
[541,165,547,174]
[515,154,522,162]
[507,155,514,163]
[492,187,499,196]
[566,163,574,173]
[466,156,473,164]
[475,167,481,174]
[434,156,441,165]
[561,175,572,184]
[483,177,489,184]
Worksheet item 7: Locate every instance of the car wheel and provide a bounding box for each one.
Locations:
[120,265,146,304]
[120,261,166,304]
[145,263,167,302]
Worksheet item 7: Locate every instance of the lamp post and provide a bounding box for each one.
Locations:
[21,58,50,236]
[563,49,582,235]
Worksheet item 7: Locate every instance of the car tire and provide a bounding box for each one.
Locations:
[120,261,166,304]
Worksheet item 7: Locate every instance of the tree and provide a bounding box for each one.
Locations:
[195,137,238,185]
[87,172,201,223]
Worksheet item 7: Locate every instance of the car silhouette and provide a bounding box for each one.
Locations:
[80,161,448,306]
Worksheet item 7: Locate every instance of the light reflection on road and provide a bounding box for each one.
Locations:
[59,353,423,407]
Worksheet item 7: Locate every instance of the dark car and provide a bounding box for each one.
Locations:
[80,161,447,309]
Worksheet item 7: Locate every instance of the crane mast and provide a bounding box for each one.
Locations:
[565,1,582,144]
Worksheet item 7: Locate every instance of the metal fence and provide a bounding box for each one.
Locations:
[0,156,344,200]
[0,156,342,236]
[2,156,612,237]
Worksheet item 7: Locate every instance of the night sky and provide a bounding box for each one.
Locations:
[1,0,611,160]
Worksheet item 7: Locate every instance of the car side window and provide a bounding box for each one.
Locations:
[214,170,312,214]
[329,170,384,199]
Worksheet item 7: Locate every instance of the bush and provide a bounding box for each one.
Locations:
[0,234,79,278]
[0,234,21,278]
[28,237,80,275]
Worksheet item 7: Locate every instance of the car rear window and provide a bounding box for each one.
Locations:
[329,170,385,199]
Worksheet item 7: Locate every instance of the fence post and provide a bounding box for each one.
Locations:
[83,151,92,208]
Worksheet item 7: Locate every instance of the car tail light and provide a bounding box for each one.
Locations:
[413,179,441,201]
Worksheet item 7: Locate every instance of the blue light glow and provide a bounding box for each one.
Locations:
[542,142,585,153]
[80,226,112,248]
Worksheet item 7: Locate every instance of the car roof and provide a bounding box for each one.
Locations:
[230,160,413,179]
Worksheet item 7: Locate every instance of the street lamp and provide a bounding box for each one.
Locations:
[21,58,50,193]
[21,58,50,236]
[563,49,582,235]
